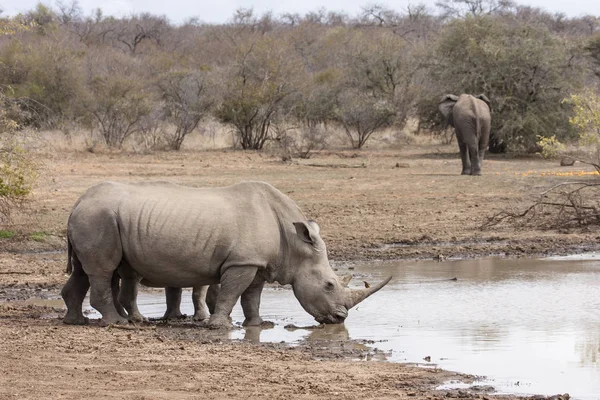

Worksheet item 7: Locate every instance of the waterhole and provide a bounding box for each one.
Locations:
[83,254,600,399]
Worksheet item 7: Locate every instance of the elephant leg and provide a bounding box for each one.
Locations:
[192,286,210,321]
[478,130,489,174]
[241,276,266,327]
[458,141,471,175]
[61,254,90,325]
[111,272,129,319]
[468,143,481,176]
[164,287,184,319]
[478,145,487,174]
[206,284,220,315]
[205,267,258,329]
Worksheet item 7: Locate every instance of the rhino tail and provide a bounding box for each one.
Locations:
[66,237,73,275]
[65,236,82,276]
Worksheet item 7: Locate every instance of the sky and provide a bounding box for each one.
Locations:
[1,0,599,25]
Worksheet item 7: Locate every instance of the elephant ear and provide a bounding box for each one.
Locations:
[476,94,491,110]
[439,94,458,126]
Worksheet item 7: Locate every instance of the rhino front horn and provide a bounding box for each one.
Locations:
[345,276,392,309]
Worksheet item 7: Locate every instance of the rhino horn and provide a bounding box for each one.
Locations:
[345,276,392,309]
[339,274,352,287]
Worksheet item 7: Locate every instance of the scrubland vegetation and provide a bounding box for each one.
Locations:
[0,0,600,220]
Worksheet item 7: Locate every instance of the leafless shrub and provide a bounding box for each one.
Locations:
[273,124,328,161]
[135,109,167,151]
[483,181,600,229]
[157,69,215,150]
[291,126,328,159]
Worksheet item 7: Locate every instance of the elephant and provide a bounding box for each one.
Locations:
[439,94,492,175]
[61,181,391,329]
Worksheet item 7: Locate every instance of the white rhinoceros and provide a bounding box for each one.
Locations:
[61,181,391,328]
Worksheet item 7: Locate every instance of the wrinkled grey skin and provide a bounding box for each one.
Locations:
[439,94,492,175]
[161,284,219,321]
[61,181,391,328]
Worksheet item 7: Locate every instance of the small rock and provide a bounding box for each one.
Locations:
[560,157,575,166]
[470,385,495,393]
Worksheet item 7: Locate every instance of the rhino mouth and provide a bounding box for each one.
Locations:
[315,308,348,324]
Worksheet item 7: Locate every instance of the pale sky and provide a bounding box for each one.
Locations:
[1,0,599,25]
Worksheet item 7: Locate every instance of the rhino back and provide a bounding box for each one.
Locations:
[75,181,299,287]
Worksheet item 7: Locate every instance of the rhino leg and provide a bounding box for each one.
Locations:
[117,263,146,323]
[111,272,129,319]
[164,287,184,319]
[71,211,128,326]
[204,266,258,329]
[88,274,128,326]
[206,284,220,315]
[192,286,210,321]
[61,252,90,325]
[241,276,266,327]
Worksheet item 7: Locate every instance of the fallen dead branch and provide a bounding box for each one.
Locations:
[301,162,367,168]
[0,271,35,275]
[108,323,156,331]
[483,181,600,229]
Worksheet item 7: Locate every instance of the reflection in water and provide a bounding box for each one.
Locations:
[83,255,600,400]
[576,329,600,366]
[241,323,350,343]
[305,324,349,342]
[243,326,268,342]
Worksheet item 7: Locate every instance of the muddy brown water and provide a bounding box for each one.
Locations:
[82,254,600,399]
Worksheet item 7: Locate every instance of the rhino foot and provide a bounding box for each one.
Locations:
[192,311,210,321]
[63,315,89,325]
[242,317,267,327]
[163,310,186,320]
[201,315,232,330]
[129,315,149,323]
[99,316,129,327]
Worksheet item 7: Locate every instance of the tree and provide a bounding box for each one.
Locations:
[332,29,416,148]
[586,34,600,79]
[539,90,600,171]
[335,90,397,148]
[215,33,300,150]
[435,0,515,18]
[421,15,586,152]
[156,69,215,150]
[0,18,37,220]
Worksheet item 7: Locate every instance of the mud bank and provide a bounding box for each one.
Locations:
[0,302,570,400]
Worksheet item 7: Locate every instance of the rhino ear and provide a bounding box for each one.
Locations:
[294,220,321,246]
[439,94,458,121]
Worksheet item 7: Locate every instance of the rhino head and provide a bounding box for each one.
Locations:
[290,221,391,324]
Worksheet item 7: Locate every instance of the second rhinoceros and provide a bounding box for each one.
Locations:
[61,181,391,328]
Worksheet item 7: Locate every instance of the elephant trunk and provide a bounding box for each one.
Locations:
[345,276,392,310]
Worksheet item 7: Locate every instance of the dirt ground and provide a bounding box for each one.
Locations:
[0,142,591,399]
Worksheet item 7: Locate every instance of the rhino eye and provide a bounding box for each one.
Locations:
[325,281,335,291]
